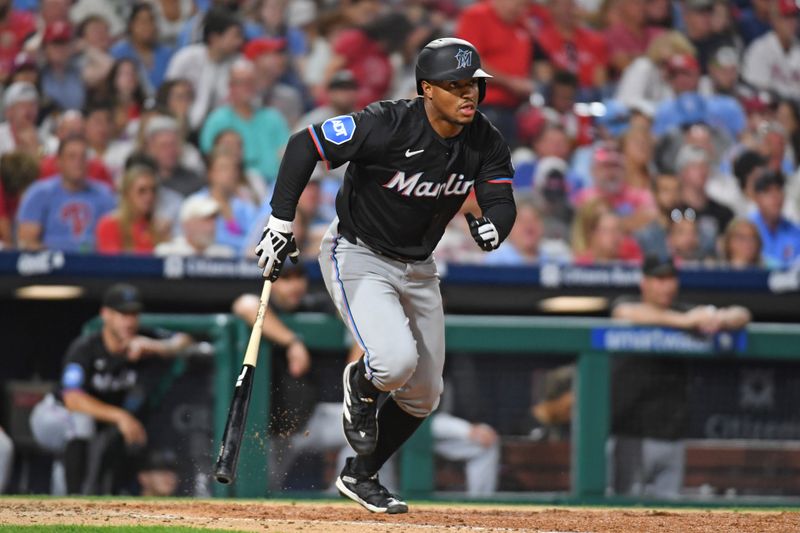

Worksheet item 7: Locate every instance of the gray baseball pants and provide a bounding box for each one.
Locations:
[0,428,12,493]
[29,393,97,494]
[318,220,445,418]
[607,436,685,498]
[29,394,96,454]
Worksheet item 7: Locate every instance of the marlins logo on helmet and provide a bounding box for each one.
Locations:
[454,49,472,69]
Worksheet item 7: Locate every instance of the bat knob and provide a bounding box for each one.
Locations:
[215,468,234,484]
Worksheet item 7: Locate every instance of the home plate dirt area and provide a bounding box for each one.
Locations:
[0,497,797,532]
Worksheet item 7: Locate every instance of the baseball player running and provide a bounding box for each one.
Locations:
[255,38,516,514]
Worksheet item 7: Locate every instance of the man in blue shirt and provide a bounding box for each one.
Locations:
[652,53,745,141]
[749,170,800,268]
[110,3,174,95]
[40,21,85,111]
[17,135,116,252]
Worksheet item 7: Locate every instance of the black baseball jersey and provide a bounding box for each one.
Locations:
[610,296,693,440]
[55,328,172,408]
[271,97,516,261]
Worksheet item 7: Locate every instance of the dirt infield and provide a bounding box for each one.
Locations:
[1,497,798,532]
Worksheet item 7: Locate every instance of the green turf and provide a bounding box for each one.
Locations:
[0,526,247,533]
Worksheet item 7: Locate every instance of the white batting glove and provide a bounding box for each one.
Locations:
[255,215,300,281]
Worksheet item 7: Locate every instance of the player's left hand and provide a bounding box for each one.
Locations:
[465,213,500,251]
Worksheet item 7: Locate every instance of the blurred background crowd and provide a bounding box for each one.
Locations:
[0,0,799,271]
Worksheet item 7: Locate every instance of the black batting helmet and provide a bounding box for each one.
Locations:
[415,38,492,103]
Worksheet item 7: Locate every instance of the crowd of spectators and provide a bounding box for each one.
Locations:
[0,0,798,270]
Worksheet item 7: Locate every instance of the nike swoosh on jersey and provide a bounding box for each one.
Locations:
[405,148,425,157]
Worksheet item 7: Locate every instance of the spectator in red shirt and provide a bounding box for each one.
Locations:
[324,12,412,110]
[604,0,664,77]
[0,0,35,83]
[535,0,609,96]
[572,197,643,265]
[95,164,168,254]
[456,0,534,146]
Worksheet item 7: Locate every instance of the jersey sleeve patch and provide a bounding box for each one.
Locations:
[61,362,85,390]
[321,115,356,145]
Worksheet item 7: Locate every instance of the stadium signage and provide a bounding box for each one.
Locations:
[163,257,262,279]
[16,251,65,276]
[0,251,797,295]
[704,414,800,440]
[767,267,800,293]
[540,263,641,288]
[591,326,747,354]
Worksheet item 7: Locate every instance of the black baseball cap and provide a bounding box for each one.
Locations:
[642,256,677,278]
[102,283,143,313]
[753,170,785,193]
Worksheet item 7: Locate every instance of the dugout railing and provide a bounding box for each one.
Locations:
[85,313,800,503]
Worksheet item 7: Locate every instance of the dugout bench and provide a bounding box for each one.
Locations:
[87,313,800,503]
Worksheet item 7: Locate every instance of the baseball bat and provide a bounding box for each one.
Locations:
[214,280,272,484]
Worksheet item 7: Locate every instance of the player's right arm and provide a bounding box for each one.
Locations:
[258,110,381,280]
[270,111,381,222]
[255,127,321,281]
